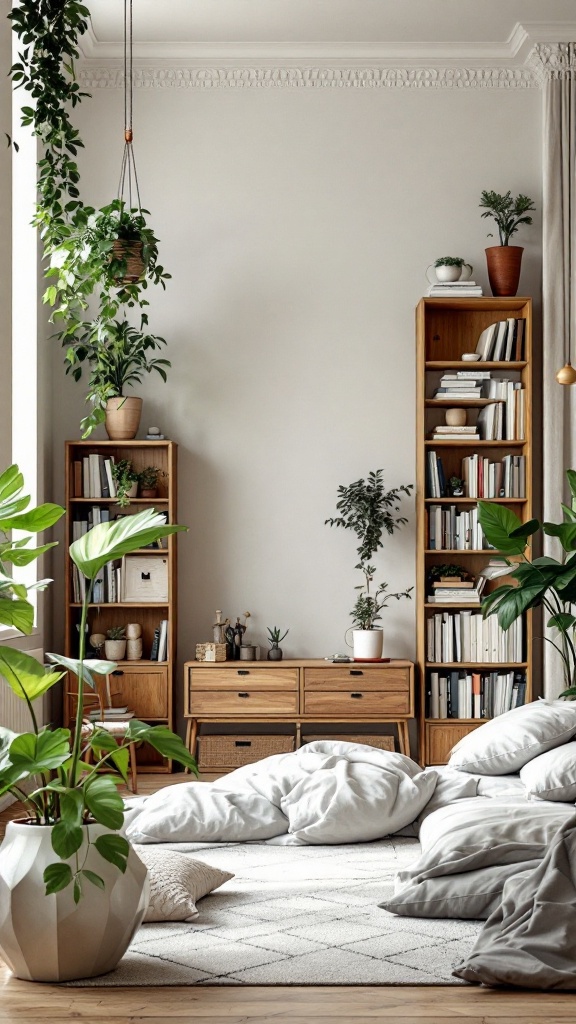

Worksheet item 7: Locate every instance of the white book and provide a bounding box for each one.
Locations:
[504,318,516,361]
[89,454,102,499]
[104,458,117,499]
[475,322,498,361]
[157,619,169,662]
[492,320,509,362]
[82,457,90,498]
[439,676,448,719]
[427,618,435,661]
[434,614,442,661]
[430,672,440,719]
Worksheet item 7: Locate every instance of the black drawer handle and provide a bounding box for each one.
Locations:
[351,692,363,699]
[350,669,363,676]
[237,692,250,698]
[235,740,252,747]
[112,670,124,676]
[237,669,250,676]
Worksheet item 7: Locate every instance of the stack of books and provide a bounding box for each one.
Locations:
[428,576,486,605]
[433,374,486,400]
[427,280,483,298]
[475,318,526,361]
[87,706,134,722]
[431,424,479,441]
[428,670,526,719]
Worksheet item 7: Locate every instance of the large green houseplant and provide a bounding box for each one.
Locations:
[325,470,413,659]
[0,464,196,982]
[478,469,576,695]
[478,189,536,297]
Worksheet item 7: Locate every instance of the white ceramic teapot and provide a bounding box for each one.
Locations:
[426,261,473,284]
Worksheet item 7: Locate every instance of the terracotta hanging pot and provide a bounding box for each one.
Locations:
[111,240,146,284]
[485,246,523,297]
[105,396,143,440]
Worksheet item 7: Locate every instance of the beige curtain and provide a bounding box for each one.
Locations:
[538,43,576,698]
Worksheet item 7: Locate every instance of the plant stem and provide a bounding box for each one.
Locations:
[69,579,93,788]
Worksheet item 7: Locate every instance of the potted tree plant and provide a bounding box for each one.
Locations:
[0,465,196,982]
[477,469,576,695]
[325,470,414,660]
[479,190,536,297]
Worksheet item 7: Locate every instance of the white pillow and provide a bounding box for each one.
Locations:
[520,741,576,802]
[135,847,233,922]
[448,700,576,775]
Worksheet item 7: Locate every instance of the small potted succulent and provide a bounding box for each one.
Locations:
[448,475,465,497]
[104,626,127,661]
[137,466,164,499]
[267,626,289,661]
[111,459,139,507]
[479,190,536,296]
[433,256,466,283]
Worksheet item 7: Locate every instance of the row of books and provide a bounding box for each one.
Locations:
[427,452,525,499]
[462,454,525,499]
[74,454,118,499]
[475,318,526,362]
[72,515,121,603]
[478,391,525,441]
[428,504,489,550]
[427,610,524,664]
[427,670,527,719]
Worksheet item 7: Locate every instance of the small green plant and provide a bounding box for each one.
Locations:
[111,459,139,508]
[267,626,289,646]
[449,476,464,494]
[106,626,126,641]
[0,465,196,902]
[138,466,163,490]
[434,257,465,268]
[326,470,414,630]
[479,191,536,246]
[428,564,470,581]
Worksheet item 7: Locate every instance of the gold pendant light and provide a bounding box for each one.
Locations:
[556,362,576,385]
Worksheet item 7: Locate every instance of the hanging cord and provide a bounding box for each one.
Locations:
[118,0,142,213]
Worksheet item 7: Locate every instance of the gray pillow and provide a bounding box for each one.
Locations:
[448,700,576,775]
[381,862,535,920]
[135,847,234,922]
[520,741,576,802]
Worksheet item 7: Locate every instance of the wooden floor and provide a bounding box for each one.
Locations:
[1,776,575,1023]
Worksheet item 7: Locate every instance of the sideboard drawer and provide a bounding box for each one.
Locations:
[190,689,299,716]
[304,690,410,717]
[304,667,410,692]
[189,667,298,691]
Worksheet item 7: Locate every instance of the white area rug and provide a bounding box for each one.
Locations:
[74,839,481,986]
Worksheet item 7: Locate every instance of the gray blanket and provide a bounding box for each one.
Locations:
[453,814,576,989]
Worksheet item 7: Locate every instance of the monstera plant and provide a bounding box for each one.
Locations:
[478,469,576,695]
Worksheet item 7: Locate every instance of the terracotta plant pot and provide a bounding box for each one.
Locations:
[485,246,523,297]
[111,240,146,284]
[105,396,142,440]
[140,487,157,499]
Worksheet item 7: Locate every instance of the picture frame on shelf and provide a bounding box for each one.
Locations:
[121,553,169,603]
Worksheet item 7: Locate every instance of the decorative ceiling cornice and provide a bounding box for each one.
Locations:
[76,19,576,90]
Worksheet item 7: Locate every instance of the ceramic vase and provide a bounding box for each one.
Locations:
[104,638,127,660]
[105,397,143,441]
[267,644,283,661]
[0,821,148,982]
[435,265,461,283]
[485,246,523,297]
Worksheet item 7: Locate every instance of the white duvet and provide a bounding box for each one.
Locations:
[126,741,438,845]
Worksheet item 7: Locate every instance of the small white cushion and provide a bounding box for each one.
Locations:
[520,741,576,802]
[448,700,576,775]
[135,847,234,922]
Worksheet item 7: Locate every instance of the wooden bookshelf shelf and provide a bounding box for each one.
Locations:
[416,297,533,766]
[64,439,178,773]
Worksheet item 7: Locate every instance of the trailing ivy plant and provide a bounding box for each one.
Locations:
[9,1,171,436]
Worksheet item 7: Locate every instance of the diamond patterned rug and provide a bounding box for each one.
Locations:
[73,838,481,986]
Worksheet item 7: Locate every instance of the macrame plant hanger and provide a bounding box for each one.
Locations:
[115,0,144,283]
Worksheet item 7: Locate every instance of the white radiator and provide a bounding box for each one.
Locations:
[0,647,48,810]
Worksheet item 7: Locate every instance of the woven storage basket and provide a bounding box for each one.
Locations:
[302,734,395,752]
[198,734,295,769]
[195,642,227,662]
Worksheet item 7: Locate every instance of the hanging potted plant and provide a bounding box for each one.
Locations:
[0,466,195,982]
[325,470,414,660]
[479,190,536,297]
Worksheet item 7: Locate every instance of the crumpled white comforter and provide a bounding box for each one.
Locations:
[125,741,438,845]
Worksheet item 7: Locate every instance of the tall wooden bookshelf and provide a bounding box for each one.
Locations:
[416,298,533,766]
[64,439,178,773]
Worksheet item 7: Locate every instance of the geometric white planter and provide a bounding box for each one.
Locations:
[351,628,384,660]
[0,821,149,982]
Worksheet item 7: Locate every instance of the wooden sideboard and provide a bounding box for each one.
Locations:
[184,659,414,772]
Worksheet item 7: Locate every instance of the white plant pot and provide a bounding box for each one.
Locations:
[352,629,384,660]
[0,821,148,982]
[435,265,462,282]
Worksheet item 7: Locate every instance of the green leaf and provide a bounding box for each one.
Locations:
[509,518,540,539]
[81,869,105,890]
[1,541,58,566]
[126,721,198,772]
[477,502,530,555]
[543,520,576,552]
[51,819,84,859]
[10,729,71,774]
[89,730,129,782]
[44,862,73,895]
[567,470,576,502]
[0,503,64,533]
[46,654,117,689]
[73,877,82,904]
[547,613,576,631]
[83,774,124,830]
[482,581,548,631]
[0,465,24,504]
[0,647,64,702]
[0,598,34,633]
[94,833,129,873]
[70,509,186,581]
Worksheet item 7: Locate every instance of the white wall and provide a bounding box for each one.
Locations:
[48,82,542,712]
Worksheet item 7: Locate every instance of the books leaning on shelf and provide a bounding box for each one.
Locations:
[426,609,523,663]
[150,619,169,661]
[462,453,525,499]
[428,504,489,550]
[75,454,117,499]
[474,318,526,362]
[428,670,526,719]
[427,281,483,297]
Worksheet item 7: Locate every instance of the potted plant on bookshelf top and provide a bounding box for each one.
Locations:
[479,190,536,297]
[326,470,414,660]
[0,467,195,982]
[477,469,576,695]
